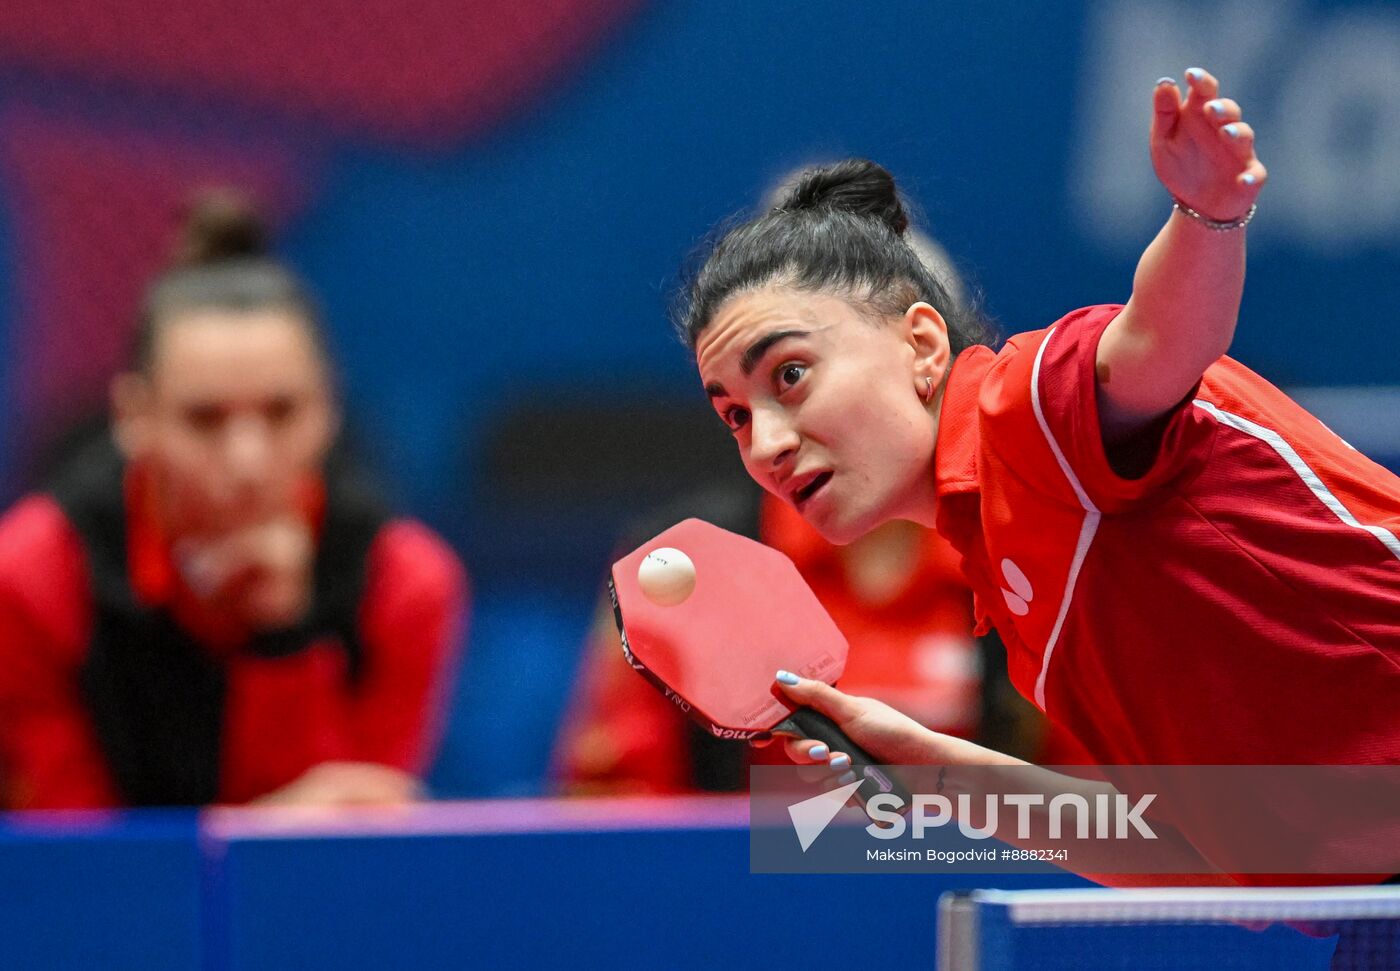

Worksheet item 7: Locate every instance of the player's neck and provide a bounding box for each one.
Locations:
[841,519,923,606]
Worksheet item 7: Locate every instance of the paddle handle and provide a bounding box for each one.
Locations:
[779,706,912,815]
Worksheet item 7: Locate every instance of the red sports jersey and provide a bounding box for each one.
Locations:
[0,492,467,808]
[934,304,1400,766]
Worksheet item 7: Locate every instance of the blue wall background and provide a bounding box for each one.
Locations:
[2,0,1397,797]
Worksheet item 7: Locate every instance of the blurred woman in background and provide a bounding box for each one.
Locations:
[0,192,468,809]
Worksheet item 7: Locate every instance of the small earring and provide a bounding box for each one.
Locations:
[922,376,934,403]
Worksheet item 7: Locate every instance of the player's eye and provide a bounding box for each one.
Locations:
[724,405,751,432]
[776,363,807,390]
[183,404,226,433]
[264,395,298,426]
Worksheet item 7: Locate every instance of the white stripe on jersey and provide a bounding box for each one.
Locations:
[1029,327,1101,712]
[1193,399,1400,562]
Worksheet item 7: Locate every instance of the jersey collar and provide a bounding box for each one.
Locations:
[933,344,996,498]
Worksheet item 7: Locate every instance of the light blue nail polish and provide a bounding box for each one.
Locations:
[1186,68,1204,82]
[1155,76,1175,87]
[776,670,799,686]
[1208,101,1225,117]
[829,753,852,769]
[1224,123,1240,138]
[1242,173,1257,186]
[809,744,829,761]
[836,771,858,786]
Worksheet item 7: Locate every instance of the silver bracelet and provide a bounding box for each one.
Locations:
[1172,198,1256,231]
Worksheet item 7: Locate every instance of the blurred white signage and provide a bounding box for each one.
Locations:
[1072,0,1400,253]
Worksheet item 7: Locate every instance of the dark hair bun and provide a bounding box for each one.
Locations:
[174,188,269,267]
[777,159,908,236]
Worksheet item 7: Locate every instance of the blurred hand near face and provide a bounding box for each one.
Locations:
[176,515,315,629]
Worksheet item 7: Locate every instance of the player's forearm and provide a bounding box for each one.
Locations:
[1131,207,1246,349]
[936,760,1122,813]
[913,729,1030,768]
[1102,211,1247,425]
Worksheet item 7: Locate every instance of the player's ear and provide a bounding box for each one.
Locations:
[904,302,951,391]
[313,397,342,464]
[306,356,342,463]
[110,371,154,460]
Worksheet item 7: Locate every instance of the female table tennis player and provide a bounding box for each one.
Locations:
[0,193,467,808]
[679,68,1400,787]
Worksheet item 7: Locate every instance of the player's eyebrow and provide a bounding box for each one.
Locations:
[740,329,809,376]
[705,329,812,398]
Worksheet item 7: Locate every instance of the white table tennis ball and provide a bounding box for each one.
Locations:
[638,547,696,606]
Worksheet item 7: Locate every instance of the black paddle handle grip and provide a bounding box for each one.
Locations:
[781,706,912,815]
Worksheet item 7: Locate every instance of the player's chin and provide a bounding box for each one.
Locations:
[800,497,878,546]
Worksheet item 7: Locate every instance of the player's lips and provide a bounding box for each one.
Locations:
[788,469,833,509]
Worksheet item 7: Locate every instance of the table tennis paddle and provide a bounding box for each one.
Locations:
[608,518,909,816]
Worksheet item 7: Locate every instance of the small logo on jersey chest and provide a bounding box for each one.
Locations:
[999,558,1034,616]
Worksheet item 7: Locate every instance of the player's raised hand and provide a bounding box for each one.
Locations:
[1150,68,1266,222]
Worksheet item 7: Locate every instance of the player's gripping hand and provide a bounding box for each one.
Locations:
[765,672,964,769]
[1151,68,1266,222]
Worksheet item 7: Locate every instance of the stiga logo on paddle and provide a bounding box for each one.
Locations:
[708,725,763,741]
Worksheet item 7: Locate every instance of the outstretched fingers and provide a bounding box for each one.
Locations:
[1204,97,1241,126]
[1151,66,1268,216]
[1183,66,1220,107]
[1237,159,1268,189]
[1152,77,1182,140]
[1219,121,1256,162]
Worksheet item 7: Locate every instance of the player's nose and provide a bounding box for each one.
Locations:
[223,416,273,483]
[748,407,799,470]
